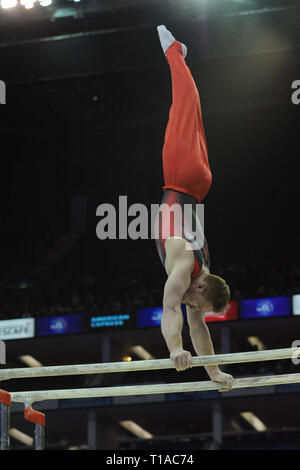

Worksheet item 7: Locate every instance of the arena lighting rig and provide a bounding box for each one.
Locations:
[0,0,82,10]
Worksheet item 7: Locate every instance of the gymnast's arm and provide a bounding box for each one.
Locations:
[186,305,233,391]
[161,256,193,371]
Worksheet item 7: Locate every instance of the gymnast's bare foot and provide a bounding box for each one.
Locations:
[209,369,233,392]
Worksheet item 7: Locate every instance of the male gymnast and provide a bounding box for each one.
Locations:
[155,26,233,391]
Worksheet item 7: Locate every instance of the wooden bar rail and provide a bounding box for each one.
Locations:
[1,348,299,381]
[9,373,300,404]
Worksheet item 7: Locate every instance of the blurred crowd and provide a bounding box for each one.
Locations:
[216,260,300,301]
[0,248,299,319]
[39,260,300,317]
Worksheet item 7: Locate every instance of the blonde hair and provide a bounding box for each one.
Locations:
[204,274,230,313]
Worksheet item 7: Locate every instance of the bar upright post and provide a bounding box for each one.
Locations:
[24,407,45,450]
[0,390,11,450]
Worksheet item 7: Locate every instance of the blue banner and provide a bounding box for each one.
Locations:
[137,306,187,328]
[37,314,83,336]
[240,296,291,319]
[137,307,163,327]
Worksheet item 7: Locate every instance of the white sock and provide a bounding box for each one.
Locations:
[157,25,187,59]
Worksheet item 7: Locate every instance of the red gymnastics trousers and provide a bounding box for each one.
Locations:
[162,41,212,203]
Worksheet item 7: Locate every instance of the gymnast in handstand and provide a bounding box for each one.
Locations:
[156,26,233,391]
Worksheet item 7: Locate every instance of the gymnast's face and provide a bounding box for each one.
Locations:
[182,275,213,311]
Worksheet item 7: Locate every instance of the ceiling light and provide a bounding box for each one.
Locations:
[130,345,154,360]
[122,356,132,362]
[20,0,36,8]
[39,0,52,6]
[247,336,266,351]
[240,412,267,432]
[18,355,42,367]
[9,428,33,446]
[1,0,18,8]
[119,421,153,439]
[231,419,242,431]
